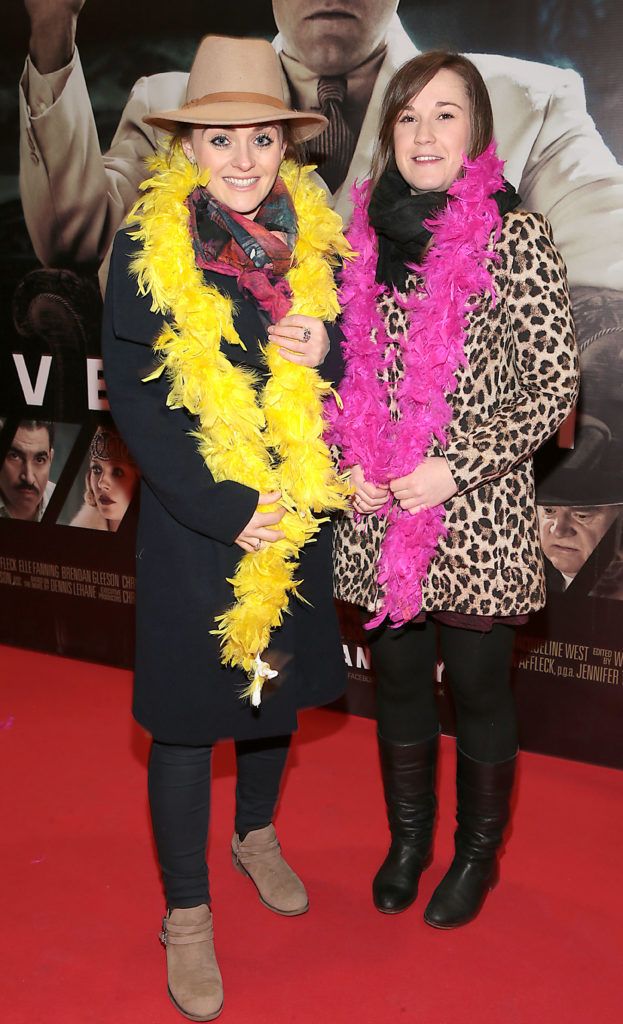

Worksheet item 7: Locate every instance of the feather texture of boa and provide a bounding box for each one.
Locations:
[327,143,505,628]
[127,147,352,702]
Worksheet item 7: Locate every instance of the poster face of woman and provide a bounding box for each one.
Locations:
[87,454,139,532]
[59,426,140,532]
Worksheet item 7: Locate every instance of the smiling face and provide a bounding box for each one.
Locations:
[538,504,620,578]
[0,425,53,521]
[89,458,139,532]
[182,124,286,220]
[273,0,399,75]
[392,68,471,193]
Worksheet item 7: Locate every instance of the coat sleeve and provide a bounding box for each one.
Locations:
[443,212,580,496]
[102,231,259,544]
[18,50,186,269]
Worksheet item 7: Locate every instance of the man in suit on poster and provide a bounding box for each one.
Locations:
[18,0,623,296]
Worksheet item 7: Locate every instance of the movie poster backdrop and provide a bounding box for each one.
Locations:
[1,1,622,767]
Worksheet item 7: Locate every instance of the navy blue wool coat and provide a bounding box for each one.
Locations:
[102,228,346,744]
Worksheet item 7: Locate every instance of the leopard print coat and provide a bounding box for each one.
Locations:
[333,210,580,616]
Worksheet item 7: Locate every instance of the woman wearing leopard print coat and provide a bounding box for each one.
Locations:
[329,51,579,929]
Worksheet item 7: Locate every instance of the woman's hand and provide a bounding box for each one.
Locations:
[390,457,458,515]
[235,491,286,553]
[268,315,330,368]
[349,464,390,515]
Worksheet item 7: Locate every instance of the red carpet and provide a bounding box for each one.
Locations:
[2,643,622,1024]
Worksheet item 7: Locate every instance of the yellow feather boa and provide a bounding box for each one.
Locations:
[127,147,352,703]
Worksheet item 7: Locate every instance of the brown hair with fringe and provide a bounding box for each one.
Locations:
[371,51,494,185]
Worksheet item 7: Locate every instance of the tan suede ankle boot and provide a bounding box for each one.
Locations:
[160,905,223,1021]
[231,824,309,916]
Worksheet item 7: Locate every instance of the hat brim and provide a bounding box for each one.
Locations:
[536,469,623,507]
[144,103,328,143]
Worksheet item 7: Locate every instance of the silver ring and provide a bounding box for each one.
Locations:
[254,538,261,550]
[302,327,311,343]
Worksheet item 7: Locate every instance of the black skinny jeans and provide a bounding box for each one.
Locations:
[148,734,291,909]
[369,619,518,762]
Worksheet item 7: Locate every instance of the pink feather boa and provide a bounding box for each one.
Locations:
[327,143,505,628]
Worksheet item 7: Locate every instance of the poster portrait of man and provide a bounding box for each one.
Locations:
[17,0,623,293]
[538,505,622,593]
[0,418,80,522]
[536,416,623,596]
[0,419,56,522]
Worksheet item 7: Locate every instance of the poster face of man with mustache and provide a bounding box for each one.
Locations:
[0,422,55,521]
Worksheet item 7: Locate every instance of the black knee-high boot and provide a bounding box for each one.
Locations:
[424,748,516,929]
[373,732,438,914]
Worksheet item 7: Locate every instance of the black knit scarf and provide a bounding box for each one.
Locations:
[369,163,521,290]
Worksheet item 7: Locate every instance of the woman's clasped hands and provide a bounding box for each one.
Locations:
[351,458,458,516]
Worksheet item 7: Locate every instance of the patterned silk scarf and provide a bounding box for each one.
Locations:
[185,177,298,321]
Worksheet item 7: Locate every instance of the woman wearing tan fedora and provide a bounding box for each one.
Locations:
[102,35,351,1022]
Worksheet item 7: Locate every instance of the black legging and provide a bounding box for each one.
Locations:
[369,619,517,762]
[148,734,291,909]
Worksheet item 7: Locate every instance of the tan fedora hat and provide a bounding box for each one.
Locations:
[144,35,328,143]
